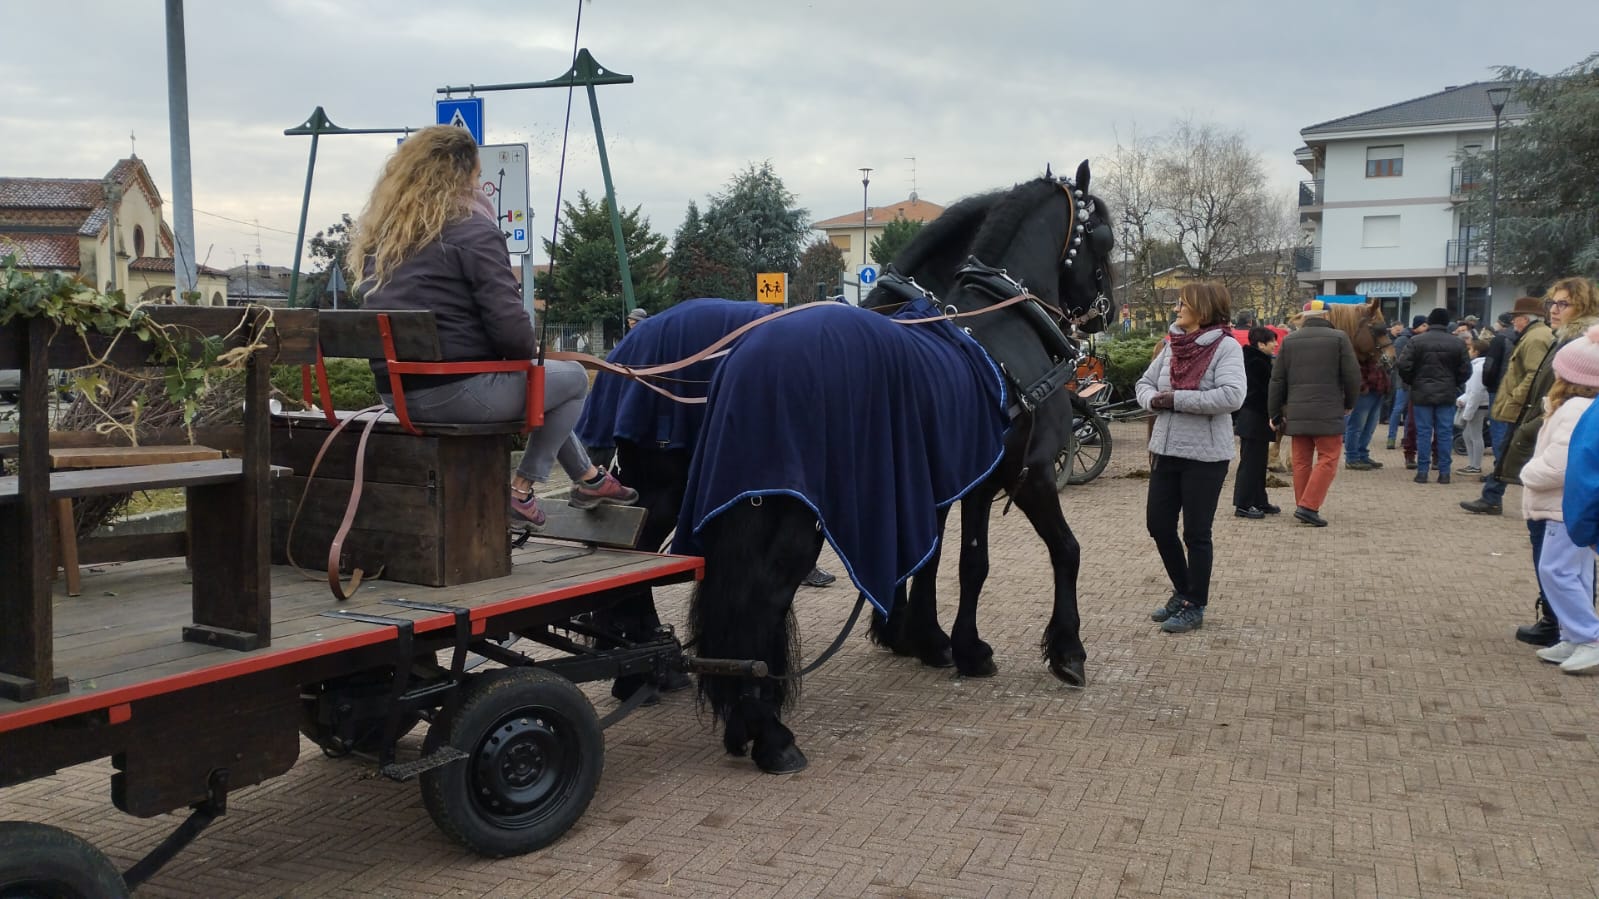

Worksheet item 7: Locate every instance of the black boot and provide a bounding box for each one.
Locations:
[1514,597,1561,647]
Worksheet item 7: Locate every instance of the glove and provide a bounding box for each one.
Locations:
[1149,391,1175,411]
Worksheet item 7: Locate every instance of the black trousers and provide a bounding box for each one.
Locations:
[1146,455,1229,607]
[1232,437,1270,511]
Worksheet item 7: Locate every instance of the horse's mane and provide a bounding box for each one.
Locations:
[888,188,1007,275]
[965,178,1065,263]
[1325,302,1389,362]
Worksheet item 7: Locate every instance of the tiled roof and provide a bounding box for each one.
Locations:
[0,208,87,229]
[1303,80,1529,136]
[0,177,103,209]
[0,233,81,269]
[128,256,225,276]
[813,197,945,230]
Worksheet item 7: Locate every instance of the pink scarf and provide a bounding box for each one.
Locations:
[1168,325,1228,390]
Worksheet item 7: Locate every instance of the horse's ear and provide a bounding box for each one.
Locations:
[1044,163,1053,179]
[1075,160,1091,193]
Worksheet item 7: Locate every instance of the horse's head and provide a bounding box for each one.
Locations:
[1332,298,1395,365]
[862,189,1003,309]
[948,161,1115,334]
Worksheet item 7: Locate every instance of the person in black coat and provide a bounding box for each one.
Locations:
[1232,327,1280,518]
[1396,307,1470,483]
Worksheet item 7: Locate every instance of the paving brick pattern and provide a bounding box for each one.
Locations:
[5,421,1598,897]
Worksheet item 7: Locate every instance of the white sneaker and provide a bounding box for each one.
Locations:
[1558,642,1599,674]
[1537,641,1579,664]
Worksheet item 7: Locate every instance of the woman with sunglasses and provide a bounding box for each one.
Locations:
[1136,282,1246,634]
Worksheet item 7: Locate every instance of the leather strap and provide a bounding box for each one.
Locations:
[284,405,388,600]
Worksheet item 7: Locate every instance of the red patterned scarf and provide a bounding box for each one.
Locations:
[1168,324,1228,390]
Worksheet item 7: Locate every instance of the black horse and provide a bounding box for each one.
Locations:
[684,164,1116,773]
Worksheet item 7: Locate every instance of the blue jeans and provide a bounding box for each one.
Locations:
[1386,387,1409,440]
[1542,521,1599,643]
[1481,419,1514,505]
[1344,392,1382,462]
[1413,404,1454,475]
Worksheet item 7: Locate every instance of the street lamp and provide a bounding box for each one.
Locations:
[1485,86,1510,316]
[859,167,872,304]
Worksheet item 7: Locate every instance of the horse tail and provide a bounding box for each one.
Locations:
[689,495,821,727]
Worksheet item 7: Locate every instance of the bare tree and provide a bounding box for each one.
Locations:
[1155,120,1270,280]
[1100,125,1168,324]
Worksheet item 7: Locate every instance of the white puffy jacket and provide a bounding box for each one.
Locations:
[1521,395,1592,522]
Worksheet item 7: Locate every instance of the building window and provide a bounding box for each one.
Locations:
[132,225,145,259]
[1365,145,1403,178]
[1361,215,1400,248]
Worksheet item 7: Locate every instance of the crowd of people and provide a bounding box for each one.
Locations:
[1136,279,1599,667]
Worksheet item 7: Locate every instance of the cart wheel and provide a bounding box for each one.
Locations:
[1056,411,1113,489]
[419,668,603,857]
[0,821,129,898]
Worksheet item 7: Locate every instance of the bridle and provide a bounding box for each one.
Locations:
[1056,178,1112,330]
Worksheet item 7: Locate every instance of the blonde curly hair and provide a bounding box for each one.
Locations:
[347,125,479,292]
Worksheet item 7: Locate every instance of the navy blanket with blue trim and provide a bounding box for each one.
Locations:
[673,299,1010,613]
[575,298,774,451]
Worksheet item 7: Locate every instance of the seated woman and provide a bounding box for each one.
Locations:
[347,125,635,528]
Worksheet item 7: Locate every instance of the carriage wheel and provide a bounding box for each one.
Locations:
[419,668,603,857]
[0,821,129,898]
[1056,411,1113,489]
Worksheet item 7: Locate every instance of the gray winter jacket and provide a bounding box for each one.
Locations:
[1137,325,1246,463]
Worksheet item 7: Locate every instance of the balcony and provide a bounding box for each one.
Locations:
[1450,165,1483,199]
[1293,246,1321,273]
[1446,238,1486,268]
[1298,179,1324,207]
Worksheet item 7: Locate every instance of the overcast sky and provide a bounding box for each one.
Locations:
[3,1,1593,271]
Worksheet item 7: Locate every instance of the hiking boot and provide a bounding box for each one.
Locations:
[1293,506,1328,527]
[1537,641,1578,664]
[1559,643,1599,674]
[1234,506,1265,520]
[1161,602,1204,634]
[1459,499,1503,515]
[802,566,837,587]
[509,491,546,531]
[1516,598,1561,647]
[1438,473,1451,485]
[1404,456,1417,470]
[1151,594,1186,622]
[1413,472,1428,484]
[569,470,639,510]
[1365,459,1384,469]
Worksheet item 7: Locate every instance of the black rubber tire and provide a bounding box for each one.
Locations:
[1056,411,1113,489]
[0,821,129,899]
[419,668,603,857]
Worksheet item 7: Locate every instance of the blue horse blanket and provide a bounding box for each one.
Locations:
[673,299,1010,614]
[575,298,774,451]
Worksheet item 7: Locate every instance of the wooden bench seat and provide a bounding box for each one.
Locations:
[273,408,525,438]
[0,459,260,503]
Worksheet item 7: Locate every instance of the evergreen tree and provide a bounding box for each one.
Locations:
[870,218,924,266]
[538,191,670,329]
[701,162,810,288]
[793,236,846,303]
[668,201,746,300]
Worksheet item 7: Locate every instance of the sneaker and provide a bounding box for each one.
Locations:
[801,566,837,587]
[1234,506,1265,520]
[1344,460,1374,471]
[1161,602,1204,634]
[1558,642,1599,674]
[1364,459,1384,469]
[1460,466,1482,474]
[1385,438,1396,450]
[509,491,547,531]
[1151,594,1186,622]
[569,470,639,510]
[1459,499,1503,515]
[1537,641,1579,664]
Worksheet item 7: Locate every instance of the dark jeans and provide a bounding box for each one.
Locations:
[1413,404,1454,475]
[1233,437,1270,510]
[1529,518,1548,604]
[1481,419,1514,505]
[1386,387,1409,440]
[1344,391,1382,462]
[1147,455,1229,607]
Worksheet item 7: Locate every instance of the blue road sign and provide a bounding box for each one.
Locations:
[858,264,880,286]
[436,98,484,145]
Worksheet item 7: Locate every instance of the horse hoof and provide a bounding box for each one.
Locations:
[755,743,808,775]
[1050,657,1088,689]
[956,656,998,678]
[919,646,955,669]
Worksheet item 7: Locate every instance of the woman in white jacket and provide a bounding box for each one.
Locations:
[1525,323,1599,672]
[1456,337,1491,473]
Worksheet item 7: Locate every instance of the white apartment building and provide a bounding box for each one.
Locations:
[1295,81,1527,325]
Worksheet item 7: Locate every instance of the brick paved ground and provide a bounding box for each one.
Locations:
[5,421,1598,897]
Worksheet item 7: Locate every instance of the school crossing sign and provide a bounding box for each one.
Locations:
[756,272,787,305]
